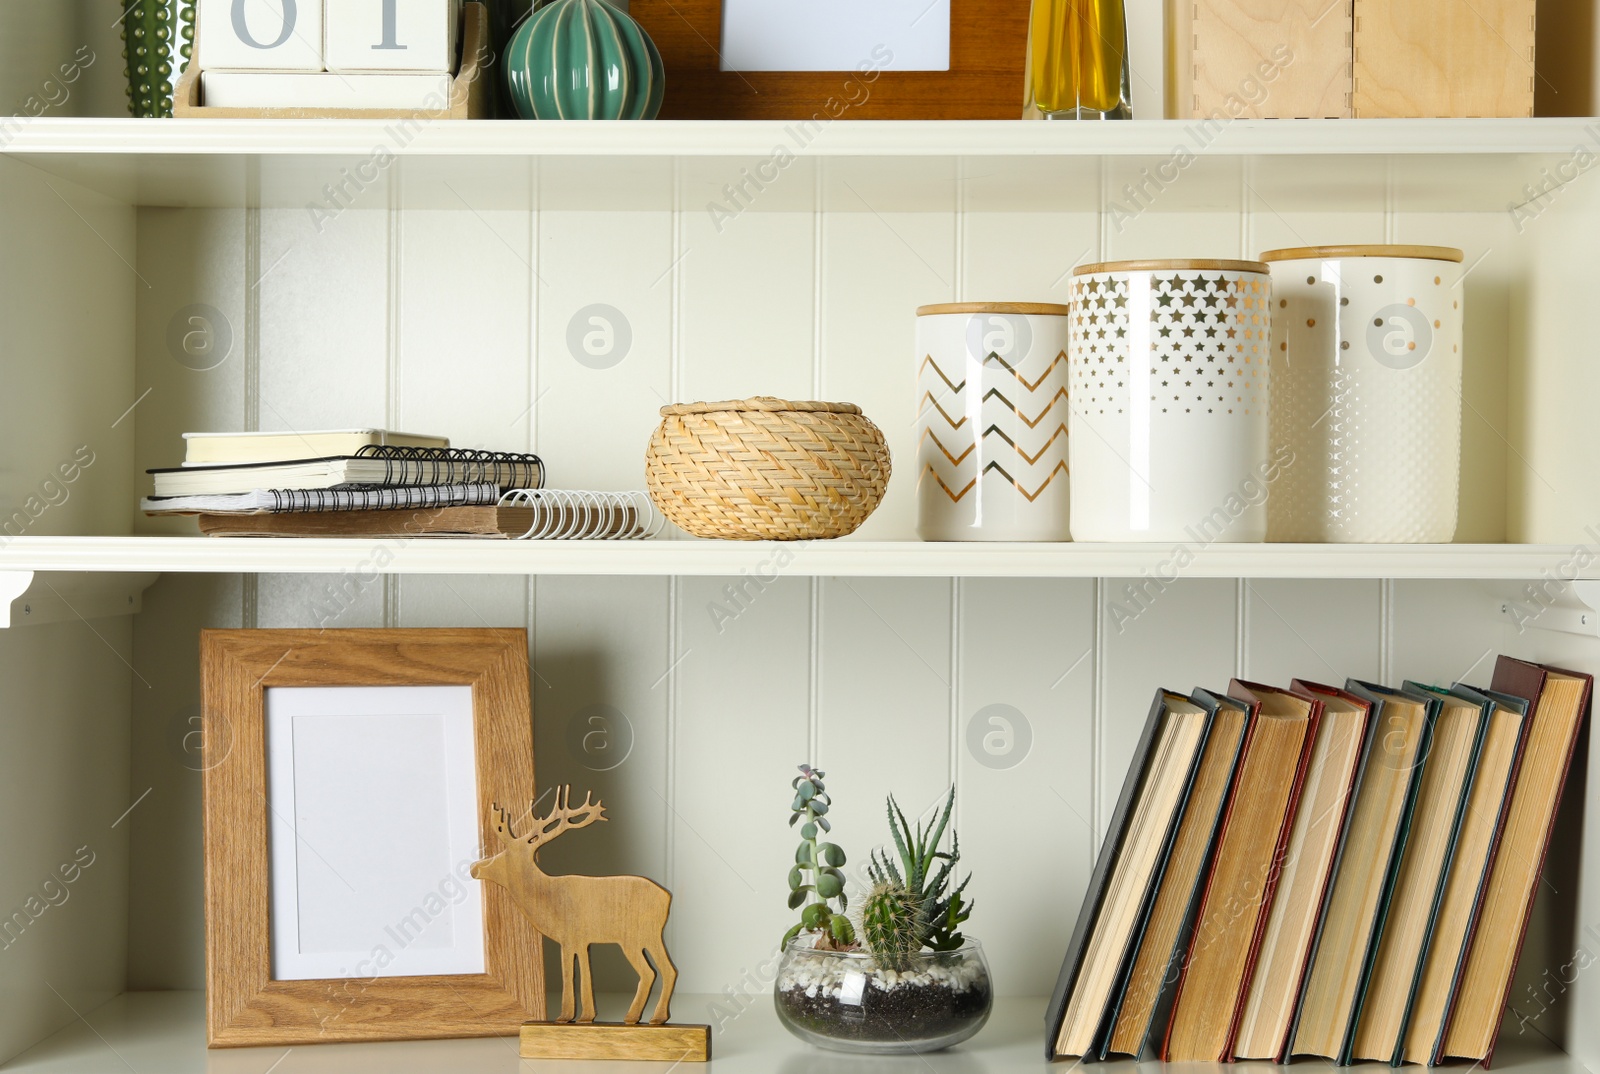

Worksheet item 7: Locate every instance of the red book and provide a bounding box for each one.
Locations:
[1438,657,1592,1067]
[1161,680,1321,1062]
[1233,680,1372,1062]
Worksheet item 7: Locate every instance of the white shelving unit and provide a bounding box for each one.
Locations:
[3,104,1599,1073]
[2,537,1600,580]
[5,117,1594,214]
[3,991,1590,1074]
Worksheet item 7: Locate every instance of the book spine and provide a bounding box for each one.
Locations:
[1429,706,1531,1067]
[1474,664,1592,1070]
[1337,702,1437,1066]
[1223,700,1322,1061]
[1160,698,1265,1061]
[1387,696,1494,1066]
[1048,691,1173,1060]
[1278,693,1374,1064]
[1096,706,1220,1060]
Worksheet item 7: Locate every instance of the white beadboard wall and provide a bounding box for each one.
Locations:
[0,159,135,1063]
[113,177,1571,1012]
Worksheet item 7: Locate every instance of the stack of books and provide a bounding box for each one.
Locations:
[1048,655,1592,1068]
[142,429,548,537]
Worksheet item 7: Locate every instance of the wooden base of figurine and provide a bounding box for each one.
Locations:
[519,1022,712,1062]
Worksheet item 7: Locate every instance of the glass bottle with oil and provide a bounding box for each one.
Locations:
[1024,0,1132,119]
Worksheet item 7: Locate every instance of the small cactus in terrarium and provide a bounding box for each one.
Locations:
[861,879,924,971]
[866,787,973,954]
[782,764,855,949]
[772,773,991,1053]
[776,767,976,969]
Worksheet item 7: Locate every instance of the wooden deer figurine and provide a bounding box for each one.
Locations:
[471,787,678,1027]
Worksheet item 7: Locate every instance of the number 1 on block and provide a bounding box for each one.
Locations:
[325,0,461,72]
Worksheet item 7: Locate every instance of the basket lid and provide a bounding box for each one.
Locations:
[1260,245,1464,263]
[1072,258,1270,276]
[659,397,863,417]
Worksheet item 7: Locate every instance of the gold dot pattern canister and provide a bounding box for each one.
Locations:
[1262,245,1465,543]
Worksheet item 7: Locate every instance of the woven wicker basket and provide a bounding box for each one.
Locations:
[645,398,891,540]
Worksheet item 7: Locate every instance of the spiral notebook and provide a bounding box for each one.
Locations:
[149,445,544,497]
[142,483,503,516]
[195,490,664,540]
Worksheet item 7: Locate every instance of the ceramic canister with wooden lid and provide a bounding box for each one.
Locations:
[1262,245,1465,543]
[1067,259,1275,543]
[915,302,1072,541]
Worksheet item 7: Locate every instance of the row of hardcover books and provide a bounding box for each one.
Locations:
[1046,655,1591,1068]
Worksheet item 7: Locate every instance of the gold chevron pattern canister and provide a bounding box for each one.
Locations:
[915,302,1072,541]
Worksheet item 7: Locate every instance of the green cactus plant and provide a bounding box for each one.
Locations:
[782,764,856,949]
[867,786,973,953]
[122,0,193,118]
[861,879,924,971]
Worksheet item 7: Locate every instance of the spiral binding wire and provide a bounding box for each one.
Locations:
[495,490,664,541]
[352,445,546,489]
[264,483,502,513]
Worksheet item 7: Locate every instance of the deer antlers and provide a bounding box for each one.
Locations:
[490,787,607,850]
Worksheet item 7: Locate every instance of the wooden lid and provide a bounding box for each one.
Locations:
[1072,258,1270,276]
[659,397,862,417]
[1260,245,1465,263]
[916,302,1071,316]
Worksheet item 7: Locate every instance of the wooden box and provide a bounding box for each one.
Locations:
[1352,0,1535,117]
[1166,0,1353,119]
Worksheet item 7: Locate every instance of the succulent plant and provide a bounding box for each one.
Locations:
[122,0,192,118]
[867,787,973,953]
[861,879,924,971]
[782,764,855,949]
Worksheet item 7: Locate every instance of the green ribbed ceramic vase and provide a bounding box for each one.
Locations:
[504,0,664,120]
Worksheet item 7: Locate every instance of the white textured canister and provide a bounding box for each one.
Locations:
[1262,245,1465,543]
[1067,260,1275,543]
[915,302,1072,541]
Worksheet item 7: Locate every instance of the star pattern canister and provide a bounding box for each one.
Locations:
[1261,245,1465,543]
[1067,259,1275,543]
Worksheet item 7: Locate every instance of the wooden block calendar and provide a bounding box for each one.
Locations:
[176,0,489,118]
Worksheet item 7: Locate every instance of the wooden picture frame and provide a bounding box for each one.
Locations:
[200,628,543,1047]
[629,0,1032,119]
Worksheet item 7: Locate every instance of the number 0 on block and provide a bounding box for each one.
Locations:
[198,0,326,70]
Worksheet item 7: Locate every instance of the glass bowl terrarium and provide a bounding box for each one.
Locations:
[775,937,993,1053]
[773,766,992,1054]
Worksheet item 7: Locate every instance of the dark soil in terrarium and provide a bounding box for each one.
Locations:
[777,979,992,1043]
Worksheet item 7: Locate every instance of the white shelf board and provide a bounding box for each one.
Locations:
[0,537,1591,579]
[6,991,1590,1074]
[3,117,1585,212]
[8,116,1594,158]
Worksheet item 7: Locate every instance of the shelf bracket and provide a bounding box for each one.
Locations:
[0,571,160,628]
[1495,580,1600,638]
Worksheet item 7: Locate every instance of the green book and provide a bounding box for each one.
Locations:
[1347,682,1492,1065]
[1285,681,1437,1065]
